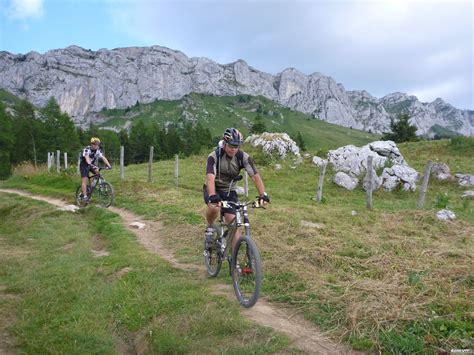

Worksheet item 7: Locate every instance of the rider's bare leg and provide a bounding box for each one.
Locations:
[81,176,88,196]
[224,212,239,251]
[206,203,220,226]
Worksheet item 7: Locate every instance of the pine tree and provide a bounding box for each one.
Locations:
[251,114,267,134]
[12,100,40,166]
[295,131,307,151]
[382,113,418,143]
[129,120,153,163]
[0,103,14,178]
[42,97,80,155]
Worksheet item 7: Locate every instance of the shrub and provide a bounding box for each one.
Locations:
[435,192,450,208]
[450,136,474,152]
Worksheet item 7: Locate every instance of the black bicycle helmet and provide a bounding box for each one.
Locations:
[223,127,243,146]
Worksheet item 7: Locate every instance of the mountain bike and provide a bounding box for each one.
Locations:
[75,167,114,208]
[203,176,264,308]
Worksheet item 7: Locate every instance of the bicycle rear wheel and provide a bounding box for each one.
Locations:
[232,235,262,308]
[75,185,90,207]
[98,182,114,208]
[203,224,222,277]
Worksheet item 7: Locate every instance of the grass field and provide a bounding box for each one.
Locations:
[0,193,296,353]
[2,138,473,353]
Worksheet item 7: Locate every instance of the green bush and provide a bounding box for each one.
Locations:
[435,192,450,208]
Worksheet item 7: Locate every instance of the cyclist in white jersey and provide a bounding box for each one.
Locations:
[79,137,112,200]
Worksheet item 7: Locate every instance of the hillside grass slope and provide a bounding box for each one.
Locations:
[98,93,380,152]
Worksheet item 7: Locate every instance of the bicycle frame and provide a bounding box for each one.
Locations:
[87,172,104,195]
[217,200,252,261]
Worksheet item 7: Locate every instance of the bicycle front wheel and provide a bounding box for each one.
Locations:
[232,235,262,308]
[98,182,114,208]
[75,185,89,207]
[203,224,223,277]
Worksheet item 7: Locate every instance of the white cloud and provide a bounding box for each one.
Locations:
[7,0,44,20]
[104,0,473,108]
[410,77,471,105]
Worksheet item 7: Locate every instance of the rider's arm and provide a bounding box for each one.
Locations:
[206,173,217,196]
[85,155,92,165]
[251,173,265,196]
[101,156,112,168]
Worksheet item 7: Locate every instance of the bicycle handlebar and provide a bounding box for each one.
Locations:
[221,200,266,210]
[89,166,111,178]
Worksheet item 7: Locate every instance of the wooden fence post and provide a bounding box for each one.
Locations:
[47,153,51,172]
[418,160,433,209]
[120,146,124,181]
[244,171,249,197]
[366,156,373,210]
[56,150,60,174]
[64,152,68,170]
[316,161,327,203]
[148,146,154,182]
[175,155,179,187]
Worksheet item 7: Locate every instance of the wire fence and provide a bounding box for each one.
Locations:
[46,148,434,210]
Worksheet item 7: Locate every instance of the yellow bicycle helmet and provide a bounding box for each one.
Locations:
[90,137,101,144]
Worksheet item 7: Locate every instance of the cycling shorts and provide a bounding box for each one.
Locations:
[203,184,238,215]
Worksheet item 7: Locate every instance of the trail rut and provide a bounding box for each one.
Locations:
[0,189,357,354]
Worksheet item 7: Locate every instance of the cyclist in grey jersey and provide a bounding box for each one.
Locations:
[206,147,256,191]
[204,128,270,249]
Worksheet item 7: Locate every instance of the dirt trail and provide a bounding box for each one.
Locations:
[0,189,356,354]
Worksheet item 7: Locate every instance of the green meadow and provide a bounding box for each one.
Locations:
[2,138,473,353]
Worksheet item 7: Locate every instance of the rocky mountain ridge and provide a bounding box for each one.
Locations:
[0,44,472,136]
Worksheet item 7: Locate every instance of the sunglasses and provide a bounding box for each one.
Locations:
[227,144,240,149]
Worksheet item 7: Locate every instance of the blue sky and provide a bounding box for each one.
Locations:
[0,0,472,110]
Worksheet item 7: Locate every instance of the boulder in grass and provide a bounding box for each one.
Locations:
[368,141,406,164]
[431,163,451,181]
[362,169,382,191]
[436,209,456,221]
[327,140,408,178]
[333,172,359,191]
[130,222,146,230]
[455,174,474,187]
[462,190,474,198]
[312,156,327,168]
[381,164,419,191]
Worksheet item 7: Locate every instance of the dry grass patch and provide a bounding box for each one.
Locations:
[237,206,473,349]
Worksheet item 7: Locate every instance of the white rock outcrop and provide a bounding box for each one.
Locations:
[431,163,451,181]
[327,140,405,178]
[312,156,327,168]
[333,172,359,191]
[462,190,474,198]
[436,209,456,221]
[327,140,418,191]
[380,164,419,191]
[246,132,301,160]
[362,169,382,191]
[455,174,474,187]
